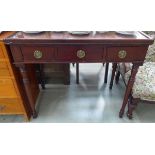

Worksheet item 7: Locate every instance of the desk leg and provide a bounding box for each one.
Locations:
[109,63,117,89]
[17,64,38,118]
[63,63,70,85]
[76,63,79,84]
[119,63,140,118]
[104,63,109,83]
[39,64,46,89]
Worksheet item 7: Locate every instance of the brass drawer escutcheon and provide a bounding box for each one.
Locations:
[0,105,6,111]
[118,50,127,59]
[34,50,43,59]
[77,50,86,59]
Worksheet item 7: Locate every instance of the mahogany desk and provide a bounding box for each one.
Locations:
[5,31,153,118]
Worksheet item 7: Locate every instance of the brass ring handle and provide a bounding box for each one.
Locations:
[34,50,43,59]
[118,50,127,59]
[77,50,86,59]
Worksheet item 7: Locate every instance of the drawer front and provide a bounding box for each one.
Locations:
[0,79,18,98]
[0,61,8,69]
[57,46,104,62]
[21,46,56,62]
[106,46,148,62]
[0,98,23,114]
[0,69,10,77]
[0,62,11,77]
[0,46,5,59]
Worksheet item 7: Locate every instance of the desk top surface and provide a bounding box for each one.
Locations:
[5,31,154,45]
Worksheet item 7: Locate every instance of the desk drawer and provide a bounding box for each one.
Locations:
[0,62,11,77]
[0,98,22,114]
[21,46,56,62]
[0,69,10,77]
[0,79,17,98]
[0,61,8,69]
[106,46,148,62]
[57,46,104,62]
[0,46,5,59]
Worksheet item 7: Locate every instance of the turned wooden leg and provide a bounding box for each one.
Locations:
[35,64,45,89]
[109,63,117,89]
[115,70,120,84]
[63,63,70,85]
[119,63,140,118]
[104,63,109,83]
[17,64,38,118]
[39,64,46,89]
[127,97,140,119]
[76,63,79,84]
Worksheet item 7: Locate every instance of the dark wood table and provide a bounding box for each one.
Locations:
[5,31,154,118]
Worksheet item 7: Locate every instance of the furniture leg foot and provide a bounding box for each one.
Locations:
[41,84,46,89]
[32,110,38,118]
[127,96,139,120]
[119,109,124,118]
[127,111,132,119]
[109,83,113,89]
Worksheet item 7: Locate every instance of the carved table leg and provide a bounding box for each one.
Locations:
[119,63,140,118]
[104,63,109,83]
[76,63,79,84]
[109,63,117,89]
[17,64,38,118]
